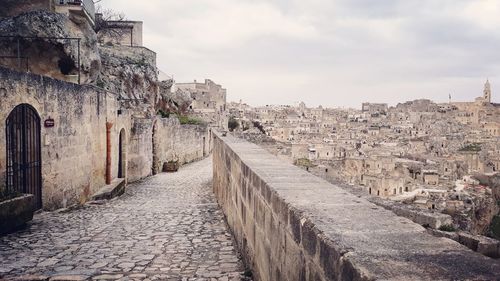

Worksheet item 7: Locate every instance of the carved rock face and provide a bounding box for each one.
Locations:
[98,45,159,117]
[0,10,101,84]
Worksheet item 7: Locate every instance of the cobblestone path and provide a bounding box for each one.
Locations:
[0,158,248,281]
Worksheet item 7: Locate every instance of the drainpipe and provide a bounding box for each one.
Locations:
[106,122,113,184]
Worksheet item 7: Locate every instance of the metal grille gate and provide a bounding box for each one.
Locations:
[6,104,42,209]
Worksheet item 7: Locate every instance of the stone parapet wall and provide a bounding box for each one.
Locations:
[213,133,500,281]
[373,198,452,229]
[99,45,156,67]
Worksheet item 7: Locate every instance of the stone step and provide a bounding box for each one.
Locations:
[91,178,126,201]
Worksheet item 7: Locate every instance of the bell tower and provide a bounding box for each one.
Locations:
[483,79,491,103]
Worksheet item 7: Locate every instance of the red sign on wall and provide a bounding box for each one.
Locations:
[44,118,55,128]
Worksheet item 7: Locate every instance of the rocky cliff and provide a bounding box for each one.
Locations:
[0,11,100,83]
[98,45,159,117]
[473,173,500,239]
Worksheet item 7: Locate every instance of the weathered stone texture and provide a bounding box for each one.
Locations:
[0,66,215,210]
[99,45,158,115]
[127,118,153,182]
[152,117,211,174]
[0,158,247,280]
[0,67,136,210]
[213,133,500,281]
[367,195,453,229]
[0,0,53,18]
[0,11,101,83]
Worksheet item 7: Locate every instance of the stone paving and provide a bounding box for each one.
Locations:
[0,157,249,281]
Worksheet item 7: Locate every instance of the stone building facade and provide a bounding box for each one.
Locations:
[0,66,212,210]
[97,18,143,47]
[0,67,124,209]
[0,2,215,211]
[176,79,227,114]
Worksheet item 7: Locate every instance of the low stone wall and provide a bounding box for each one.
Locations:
[0,194,34,235]
[152,117,211,174]
[310,171,454,230]
[213,133,500,281]
[428,229,500,258]
[100,45,156,67]
[367,196,453,229]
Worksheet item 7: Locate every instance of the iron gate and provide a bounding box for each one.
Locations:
[5,104,42,209]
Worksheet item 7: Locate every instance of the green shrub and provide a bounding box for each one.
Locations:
[488,215,500,240]
[439,224,456,232]
[177,115,205,125]
[228,117,239,131]
[253,121,266,134]
[458,143,482,152]
[157,109,171,118]
[243,269,253,277]
[96,79,106,88]
[295,158,315,168]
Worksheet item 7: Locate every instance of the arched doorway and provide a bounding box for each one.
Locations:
[209,129,212,151]
[202,136,206,157]
[6,104,42,209]
[118,128,126,179]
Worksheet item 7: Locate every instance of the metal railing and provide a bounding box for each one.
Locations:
[0,35,82,84]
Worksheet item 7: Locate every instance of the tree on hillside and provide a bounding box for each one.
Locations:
[228,117,239,132]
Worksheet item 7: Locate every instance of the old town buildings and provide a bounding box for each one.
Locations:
[228,81,500,237]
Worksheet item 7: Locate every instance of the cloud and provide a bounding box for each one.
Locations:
[99,0,500,108]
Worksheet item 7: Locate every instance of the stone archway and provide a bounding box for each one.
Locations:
[5,104,42,209]
[203,136,206,157]
[151,120,160,175]
[118,128,126,179]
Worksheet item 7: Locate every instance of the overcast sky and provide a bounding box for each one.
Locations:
[100,0,500,108]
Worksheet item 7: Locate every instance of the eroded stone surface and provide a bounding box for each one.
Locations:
[0,158,247,281]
